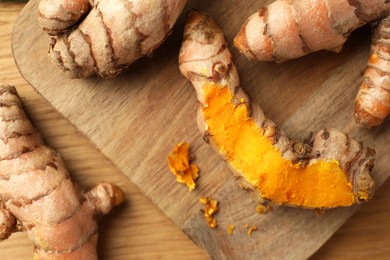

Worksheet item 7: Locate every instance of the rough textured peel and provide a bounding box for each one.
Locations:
[179,11,376,208]
[38,0,187,78]
[355,15,390,127]
[234,0,390,62]
[0,85,124,259]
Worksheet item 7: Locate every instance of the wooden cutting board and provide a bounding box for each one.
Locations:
[12,0,390,259]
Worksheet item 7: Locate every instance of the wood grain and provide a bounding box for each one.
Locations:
[4,0,390,259]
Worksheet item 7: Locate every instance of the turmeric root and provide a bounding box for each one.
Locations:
[355,16,390,127]
[234,0,390,62]
[0,85,124,258]
[37,0,187,78]
[179,11,376,208]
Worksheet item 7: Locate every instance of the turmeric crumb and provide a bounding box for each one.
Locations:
[168,143,199,191]
[199,196,208,204]
[247,225,258,237]
[358,191,369,201]
[256,204,272,214]
[369,53,379,64]
[227,224,235,235]
[200,196,219,228]
[245,223,249,229]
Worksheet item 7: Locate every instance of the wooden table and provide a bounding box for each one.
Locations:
[0,3,389,259]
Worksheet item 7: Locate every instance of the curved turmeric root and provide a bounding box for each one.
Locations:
[0,85,124,258]
[355,16,390,127]
[234,0,390,62]
[37,0,187,78]
[179,11,376,208]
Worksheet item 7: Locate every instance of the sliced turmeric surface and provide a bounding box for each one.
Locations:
[168,143,199,191]
[202,84,354,208]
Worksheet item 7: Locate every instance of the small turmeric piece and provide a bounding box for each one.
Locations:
[247,226,258,237]
[179,11,376,209]
[168,143,199,191]
[227,224,235,235]
[256,204,272,215]
[200,196,219,228]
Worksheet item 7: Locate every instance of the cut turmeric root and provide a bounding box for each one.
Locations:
[179,11,376,208]
[0,85,124,258]
[355,16,390,127]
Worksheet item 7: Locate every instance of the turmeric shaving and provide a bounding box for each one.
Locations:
[200,196,218,228]
[168,143,199,191]
[227,224,235,235]
[247,225,258,237]
[256,204,272,215]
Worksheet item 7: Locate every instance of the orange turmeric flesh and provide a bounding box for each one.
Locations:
[202,84,355,208]
[168,143,199,191]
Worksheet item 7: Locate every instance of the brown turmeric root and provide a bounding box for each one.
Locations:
[355,16,390,127]
[234,0,390,62]
[37,0,187,78]
[0,85,124,259]
[179,11,376,208]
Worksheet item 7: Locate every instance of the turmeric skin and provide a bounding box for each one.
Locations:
[38,0,187,78]
[0,85,124,258]
[234,0,390,62]
[232,0,390,127]
[179,11,376,209]
[355,16,390,128]
[203,84,354,208]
